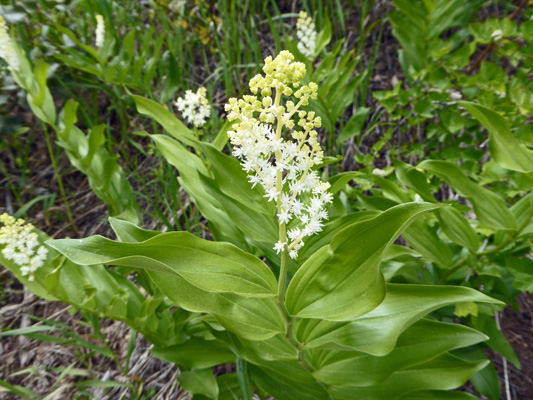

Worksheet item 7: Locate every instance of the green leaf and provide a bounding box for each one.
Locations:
[297,210,379,261]
[200,143,274,215]
[147,270,285,340]
[470,314,520,368]
[151,338,235,369]
[227,333,298,363]
[312,319,487,386]
[506,257,533,293]
[294,284,502,356]
[108,217,160,243]
[394,159,435,203]
[131,95,196,146]
[47,231,278,297]
[286,203,441,321]
[459,348,501,400]
[460,101,533,173]
[436,207,480,253]
[217,373,243,400]
[178,368,218,399]
[399,390,481,399]
[328,353,488,400]
[159,54,181,103]
[418,160,516,230]
[250,364,329,400]
[315,15,332,56]
[337,108,370,143]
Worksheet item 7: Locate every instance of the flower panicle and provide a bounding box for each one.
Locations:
[0,16,20,71]
[175,87,211,127]
[0,213,48,281]
[95,15,105,48]
[225,51,332,259]
[296,11,317,60]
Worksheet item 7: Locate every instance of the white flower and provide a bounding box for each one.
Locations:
[449,91,462,101]
[0,213,48,281]
[175,87,211,127]
[0,16,20,71]
[274,241,286,254]
[372,168,386,177]
[491,29,503,41]
[226,51,332,259]
[296,11,317,60]
[95,15,105,48]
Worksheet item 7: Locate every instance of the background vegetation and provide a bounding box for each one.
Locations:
[1,0,532,399]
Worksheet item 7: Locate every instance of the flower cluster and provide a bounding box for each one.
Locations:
[95,15,105,48]
[296,11,317,60]
[225,51,332,259]
[0,214,48,281]
[0,16,20,71]
[175,87,211,127]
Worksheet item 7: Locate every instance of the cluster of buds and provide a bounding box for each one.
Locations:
[0,214,48,281]
[225,51,332,259]
[175,87,211,127]
[296,11,317,60]
[95,15,105,48]
[0,16,20,71]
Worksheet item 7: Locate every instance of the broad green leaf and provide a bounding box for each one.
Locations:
[470,314,520,368]
[108,218,160,243]
[418,160,516,230]
[149,134,244,244]
[399,390,481,399]
[227,333,298,363]
[148,270,284,340]
[436,207,479,253]
[460,102,533,173]
[27,60,56,126]
[403,219,454,268]
[328,353,488,400]
[294,284,502,356]
[297,210,379,261]
[313,319,487,387]
[394,159,435,202]
[151,338,235,369]
[458,348,501,400]
[200,173,278,244]
[286,203,441,321]
[131,95,196,146]
[250,364,328,400]
[200,143,274,215]
[47,231,277,297]
[327,171,363,195]
[217,373,243,400]
[178,368,218,399]
[506,257,533,293]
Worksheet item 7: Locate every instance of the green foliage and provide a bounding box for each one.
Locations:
[1,1,532,399]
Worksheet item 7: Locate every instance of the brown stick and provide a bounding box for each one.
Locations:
[466,0,528,75]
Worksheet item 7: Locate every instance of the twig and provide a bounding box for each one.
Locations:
[467,0,528,75]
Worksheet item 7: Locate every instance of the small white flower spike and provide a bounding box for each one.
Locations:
[95,15,105,48]
[296,11,317,60]
[0,16,20,71]
[491,29,503,41]
[175,87,211,127]
[225,51,332,258]
[0,213,48,281]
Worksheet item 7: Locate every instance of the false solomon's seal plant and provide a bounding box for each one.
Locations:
[3,49,504,399]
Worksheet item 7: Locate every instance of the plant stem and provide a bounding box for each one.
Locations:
[42,123,77,232]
